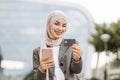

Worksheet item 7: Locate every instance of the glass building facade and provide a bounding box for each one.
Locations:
[0,0,94,79]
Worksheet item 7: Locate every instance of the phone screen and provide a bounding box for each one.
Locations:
[64,39,76,46]
[42,48,53,61]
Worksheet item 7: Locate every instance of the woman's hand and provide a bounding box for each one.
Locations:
[39,57,54,72]
[72,44,83,62]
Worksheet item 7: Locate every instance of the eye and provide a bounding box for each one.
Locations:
[62,24,67,27]
[54,22,60,26]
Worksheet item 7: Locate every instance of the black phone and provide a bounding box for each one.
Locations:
[64,39,76,46]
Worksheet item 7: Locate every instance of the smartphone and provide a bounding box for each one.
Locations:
[42,48,53,61]
[64,39,76,46]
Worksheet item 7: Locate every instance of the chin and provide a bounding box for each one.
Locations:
[54,36,61,39]
[54,34,63,39]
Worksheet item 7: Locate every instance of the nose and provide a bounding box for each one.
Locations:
[58,25,63,30]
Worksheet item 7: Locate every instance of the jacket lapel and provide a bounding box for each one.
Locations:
[58,39,68,62]
[49,39,68,79]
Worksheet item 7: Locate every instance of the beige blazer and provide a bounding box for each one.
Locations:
[33,39,82,80]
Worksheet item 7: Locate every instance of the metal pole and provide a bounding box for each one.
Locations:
[100,34,110,80]
[104,42,108,80]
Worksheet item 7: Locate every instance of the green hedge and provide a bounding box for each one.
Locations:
[24,71,34,80]
[112,78,120,80]
[91,77,99,80]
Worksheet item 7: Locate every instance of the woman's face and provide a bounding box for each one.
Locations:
[50,18,67,40]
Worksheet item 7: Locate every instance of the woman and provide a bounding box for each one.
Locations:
[33,10,83,80]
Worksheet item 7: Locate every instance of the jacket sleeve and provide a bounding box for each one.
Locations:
[70,58,82,74]
[70,40,82,74]
[33,48,46,80]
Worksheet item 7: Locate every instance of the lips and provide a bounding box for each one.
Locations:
[55,31,62,35]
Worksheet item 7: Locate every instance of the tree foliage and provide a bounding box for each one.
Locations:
[89,20,120,53]
[109,20,120,52]
[89,23,110,52]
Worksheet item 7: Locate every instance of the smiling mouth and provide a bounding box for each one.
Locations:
[55,31,62,35]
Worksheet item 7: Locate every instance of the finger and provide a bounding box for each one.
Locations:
[72,44,82,52]
[72,48,82,56]
[73,52,82,61]
[41,58,53,66]
[41,60,54,67]
[72,48,79,54]
[72,44,79,49]
[40,63,47,72]
[41,56,50,61]
[47,65,54,69]
[41,60,53,66]
[72,47,83,55]
[47,62,55,68]
[73,55,78,60]
[73,52,80,58]
[72,44,83,52]
[73,54,79,61]
[72,49,82,58]
[46,60,54,65]
[42,61,54,69]
[73,52,81,59]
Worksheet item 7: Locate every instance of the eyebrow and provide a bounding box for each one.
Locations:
[55,20,67,25]
[55,20,60,23]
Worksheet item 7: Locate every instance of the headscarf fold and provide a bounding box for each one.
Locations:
[45,10,67,47]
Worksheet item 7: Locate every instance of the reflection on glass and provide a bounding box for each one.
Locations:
[1,60,25,70]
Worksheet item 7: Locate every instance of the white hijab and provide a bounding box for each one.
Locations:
[45,10,67,47]
[39,10,67,59]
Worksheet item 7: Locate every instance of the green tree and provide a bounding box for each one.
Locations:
[89,23,110,74]
[109,20,120,59]
[90,20,120,49]
[89,20,120,78]
[89,20,120,60]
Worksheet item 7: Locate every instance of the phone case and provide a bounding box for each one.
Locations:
[42,48,53,61]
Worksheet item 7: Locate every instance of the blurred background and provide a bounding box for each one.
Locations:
[0,0,120,80]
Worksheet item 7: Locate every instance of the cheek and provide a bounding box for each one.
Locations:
[50,25,55,32]
[64,28,67,32]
